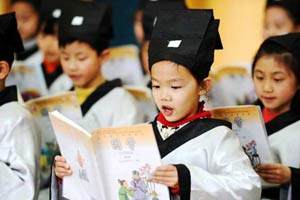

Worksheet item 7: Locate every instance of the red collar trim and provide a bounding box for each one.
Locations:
[157,101,211,127]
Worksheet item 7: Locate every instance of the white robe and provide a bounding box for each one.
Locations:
[268,120,300,200]
[79,87,144,132]
[154,120,261,200]
[0,102,41,200]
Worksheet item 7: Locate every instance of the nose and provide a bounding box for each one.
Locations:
[68,58,78,72]
[263,80,273,93]
[160,88,171,101]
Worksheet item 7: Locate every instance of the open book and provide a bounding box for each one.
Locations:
[6,60,48,101]
[49,111,170,200]
[25,92,82,187]
[210,105,273,168]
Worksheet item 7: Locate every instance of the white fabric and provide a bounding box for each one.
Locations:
[0,102,41,200]
[79,87,144,132]
[48,73,73,96]
[162,126,261,200]
[101,45,144,86]
[268,121,300,200]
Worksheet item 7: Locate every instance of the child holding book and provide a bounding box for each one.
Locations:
[147,8,261,200]
[53,8,261,200]
[0,12,41,199]
[252,33,300,200]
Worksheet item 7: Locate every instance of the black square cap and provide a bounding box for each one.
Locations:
[266,0,300,24]
[0,12,24,54]
[39,0,72,22]
[142,0,186,40]
[148,9,222,81]
[264,33,300,60]
[11,0,41,11]
[58,0,113,52]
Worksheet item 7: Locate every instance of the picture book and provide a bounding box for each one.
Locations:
[25,92,82,187]
[49,111,170,200]
[210,105,273,168]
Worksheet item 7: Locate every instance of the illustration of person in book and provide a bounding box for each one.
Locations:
[131,170,147,200]
[245,140,261,168]
[118,179,134,200]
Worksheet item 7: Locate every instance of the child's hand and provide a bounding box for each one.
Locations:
[152,165,179,189]
[54,155,72,179]
[256,163,291,184]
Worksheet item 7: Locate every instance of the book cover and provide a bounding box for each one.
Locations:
[49,111,170,200]
[210,105,273,168]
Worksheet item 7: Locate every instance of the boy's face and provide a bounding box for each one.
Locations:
[253,56,298,114]
[60,41,104,88]
[151,61,203,122]
[263,6,297,40]
[11,1,39,40]
[37,33,60,63]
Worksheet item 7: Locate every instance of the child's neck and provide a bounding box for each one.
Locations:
[157,101,211,127]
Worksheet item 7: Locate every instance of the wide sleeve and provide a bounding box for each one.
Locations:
[290,167,300,199]
[0,106,41,200]
[179,127,261,200]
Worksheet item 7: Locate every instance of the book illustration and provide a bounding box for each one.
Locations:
[49,111,170,200]
[210,105,273,168]
[25,92,82,186]
[117,164,160,200]
[6,61,48,101]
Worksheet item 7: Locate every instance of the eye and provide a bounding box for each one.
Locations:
[255,76,263,81]
[274,78,283,82]
[151,85,160,89]
[61,56,69,61]
[171,86,182,89]
[78,56,87,61]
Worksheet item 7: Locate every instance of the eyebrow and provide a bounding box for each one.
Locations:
[254,69,285,75]
[151,77,185,83]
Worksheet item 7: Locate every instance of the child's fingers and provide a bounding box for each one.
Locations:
[55,168,72,179]
[54,155,66,163]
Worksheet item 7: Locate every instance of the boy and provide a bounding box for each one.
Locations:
[149,9,261,199]
[57,0,143,131]
[0,12,41,200]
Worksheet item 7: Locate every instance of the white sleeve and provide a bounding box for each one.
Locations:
[0,107,41,200]
[186,128,261,200]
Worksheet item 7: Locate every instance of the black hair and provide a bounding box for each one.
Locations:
[59,38,107,55]
[252,41,300,84]
[39,17,59,35]
[11,0,41,13]
[0,53,14,67]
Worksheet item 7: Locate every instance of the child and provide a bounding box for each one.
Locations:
[263,0,300,40]
[252,33,300,200]
[51,1,144,198]
[10,0,42,62]
[148,9,261,199]
[0,12,41,199]
[37,0,73,95]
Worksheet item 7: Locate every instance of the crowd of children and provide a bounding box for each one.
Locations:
[0,0,300,199]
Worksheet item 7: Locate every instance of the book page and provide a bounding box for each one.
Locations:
[25,92,82,187]
[210,105,273,168]
[91,124,170,200]
[6,61,48,101]
[49,111,104,200]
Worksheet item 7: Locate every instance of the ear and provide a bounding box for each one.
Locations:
[198,77,211,96]
[99,49,110,65]
[0,61,10,80]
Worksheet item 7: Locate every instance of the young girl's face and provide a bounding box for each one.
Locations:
[60,41,105,88]
[37,33,60,63]
[151,61,203,122]
[11,1,39,40]
[253,56,298,114]
[263,6,297,40]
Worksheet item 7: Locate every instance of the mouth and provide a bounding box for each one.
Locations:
[161,105,174,116]
[69,75,80,81]
[262,96,276,103]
